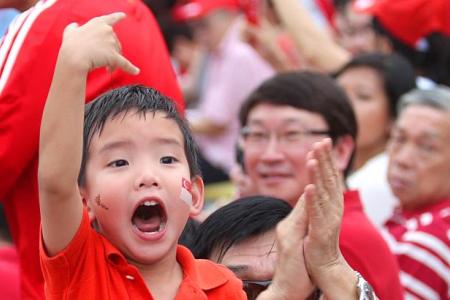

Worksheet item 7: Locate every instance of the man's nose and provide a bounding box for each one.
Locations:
[390,143,415,170]
[260,135,285,162]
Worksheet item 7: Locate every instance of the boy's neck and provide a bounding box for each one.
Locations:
[133,246,184,300]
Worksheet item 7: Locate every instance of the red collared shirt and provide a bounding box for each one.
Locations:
[340,190,404,300]
[40,210,246,299]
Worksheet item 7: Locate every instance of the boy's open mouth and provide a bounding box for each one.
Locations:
[132,200,167,233]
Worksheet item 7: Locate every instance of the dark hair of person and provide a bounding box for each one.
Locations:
[78,85,200,186]
[335,52,416,119]
[239,71,358,175]
[192,196,292,261]
[372,18,450,86]
[0,204,12,242]
[179,217,201,251]
[333,0,351,13]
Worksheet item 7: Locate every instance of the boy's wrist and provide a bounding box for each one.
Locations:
[58,45,92,75]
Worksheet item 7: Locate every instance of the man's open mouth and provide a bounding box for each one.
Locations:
[132,200,167,233]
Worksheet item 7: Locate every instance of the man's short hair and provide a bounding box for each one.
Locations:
[398,85,450,113]
[192,196,292,261]
[78,85,201,186]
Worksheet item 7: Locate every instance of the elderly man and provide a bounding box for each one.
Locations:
[383,86,450,299]
[237,71,404,299]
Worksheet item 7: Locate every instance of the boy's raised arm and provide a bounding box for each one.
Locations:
[38,13,139,256]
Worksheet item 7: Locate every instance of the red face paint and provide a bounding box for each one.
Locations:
[180,178,193,206]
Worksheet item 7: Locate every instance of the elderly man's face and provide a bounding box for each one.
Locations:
[388,105,450,210]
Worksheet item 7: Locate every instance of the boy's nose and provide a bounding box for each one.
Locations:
[134,169,160,190]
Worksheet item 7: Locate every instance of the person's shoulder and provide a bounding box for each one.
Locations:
[194,258,239,281]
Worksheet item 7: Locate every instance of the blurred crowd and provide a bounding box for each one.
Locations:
[0,0,449,299]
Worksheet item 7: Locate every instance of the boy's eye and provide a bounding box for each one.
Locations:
[160,156,178,164]
[107,159,129,168]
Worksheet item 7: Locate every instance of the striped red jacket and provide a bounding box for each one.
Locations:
[383,198,450,299]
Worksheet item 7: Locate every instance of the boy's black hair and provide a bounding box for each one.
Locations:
[335,53,417,119]
[239,71,358,176]
[78,85,200,186]
[192,196,292,262]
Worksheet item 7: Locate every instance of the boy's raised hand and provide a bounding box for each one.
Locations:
[59,12,139,75]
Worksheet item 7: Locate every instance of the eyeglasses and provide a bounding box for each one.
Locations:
[241,127,330,149]
[242,280,271,300]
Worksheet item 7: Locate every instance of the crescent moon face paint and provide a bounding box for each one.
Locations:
[180,177,193,207]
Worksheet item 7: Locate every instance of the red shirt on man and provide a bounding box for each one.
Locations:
[341,190,404,299]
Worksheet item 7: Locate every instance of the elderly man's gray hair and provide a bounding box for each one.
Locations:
[398,85,450,112]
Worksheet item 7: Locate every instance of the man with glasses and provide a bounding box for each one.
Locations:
[383,86,450,299]
[237,71,404,299]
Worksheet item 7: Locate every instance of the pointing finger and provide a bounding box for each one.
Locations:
[114,53,140,75]
[103,12,126,26]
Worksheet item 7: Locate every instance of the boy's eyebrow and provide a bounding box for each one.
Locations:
[155,137,183,148]
[99,140,133,154]
[98,137,183,154]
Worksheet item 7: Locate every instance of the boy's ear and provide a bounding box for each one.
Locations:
[189,175,204,216]
[79,187,96,222]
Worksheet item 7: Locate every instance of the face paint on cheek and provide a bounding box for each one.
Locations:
[95,195,109,210]
[180,177,193,207]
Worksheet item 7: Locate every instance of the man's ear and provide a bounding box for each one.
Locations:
[332,135,355,173]
[189,175,205,217]
[79,187,96,222]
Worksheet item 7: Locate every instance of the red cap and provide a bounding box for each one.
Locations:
[353,0,450,49]
[172,0,240,22]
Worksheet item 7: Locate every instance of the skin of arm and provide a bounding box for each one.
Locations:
[271,0,350,73]
[38,13,139,256]
[189,117,227,136]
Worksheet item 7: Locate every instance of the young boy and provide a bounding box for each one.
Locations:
[38,12,360,300]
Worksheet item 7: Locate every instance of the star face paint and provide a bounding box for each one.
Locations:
[95,195,109,210]
[180,178,193,207]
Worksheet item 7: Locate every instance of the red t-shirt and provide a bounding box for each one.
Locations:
[0,0,183,298]
[341,190,404,299]
[40,210,246,299]
[0,245,20,300]
[383,198,450,299]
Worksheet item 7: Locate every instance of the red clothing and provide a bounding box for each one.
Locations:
[341,190,404,299]
[0,0,182,298]
[40,211,246,299]
[0,245,20,300]
[383,198,450,299]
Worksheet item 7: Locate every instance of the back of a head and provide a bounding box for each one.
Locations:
[78,85,200,186]
[336,52,417,118]
[239,71,358,150]
[192,196,292,261]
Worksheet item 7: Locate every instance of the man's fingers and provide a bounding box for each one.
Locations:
[306,159,325,221]
[114,54,140,75]
[316,138,339,194]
